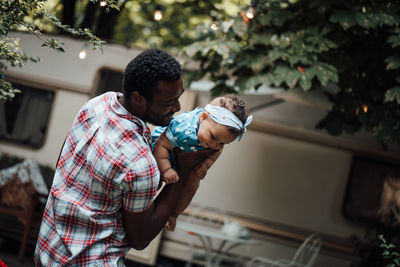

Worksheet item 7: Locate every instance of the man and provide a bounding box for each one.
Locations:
[34,49,216,266]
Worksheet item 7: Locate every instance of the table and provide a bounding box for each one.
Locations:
[177,221,259,267]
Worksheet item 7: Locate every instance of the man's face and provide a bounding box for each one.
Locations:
[142,77,184,126]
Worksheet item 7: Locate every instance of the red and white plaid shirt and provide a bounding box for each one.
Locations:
[34,92,160,266]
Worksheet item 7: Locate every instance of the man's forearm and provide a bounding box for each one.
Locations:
[152,176,185,223]
[145,151,197,232]
[171,175,200,218]
[123,166,189,250]
[123,149,219,250]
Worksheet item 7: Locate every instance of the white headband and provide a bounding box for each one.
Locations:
[204,104,253,141]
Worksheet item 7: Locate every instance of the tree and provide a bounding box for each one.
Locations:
[182,0,400,147]
[59,0,231,49]
[0,0,236,101]
[0,0,110,101]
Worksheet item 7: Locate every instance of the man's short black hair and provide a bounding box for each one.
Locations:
[123,48,182,100]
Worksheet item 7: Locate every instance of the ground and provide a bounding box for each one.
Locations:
[0,238,189,267]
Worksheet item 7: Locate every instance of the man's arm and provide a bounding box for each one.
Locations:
[194,149,222,179]
[164,149,223,231]
[122,148,219,250]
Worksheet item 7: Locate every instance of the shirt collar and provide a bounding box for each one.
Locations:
[109,92,152,142]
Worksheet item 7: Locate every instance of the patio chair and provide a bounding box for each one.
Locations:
[247,233,322,267]
[0,159,48,262]
[180,205,248,267]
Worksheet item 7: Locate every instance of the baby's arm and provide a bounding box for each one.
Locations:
[153,132,179,184]
[166,149,223,231]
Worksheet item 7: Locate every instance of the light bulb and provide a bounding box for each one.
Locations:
[154,10,163,21]
[79,49,87,59]
[246,7,254,19]
[100,1,107,7]
[362,105,368,113]
[211,23,218,31]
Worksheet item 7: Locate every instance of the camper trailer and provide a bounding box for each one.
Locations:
[1,31,399,266]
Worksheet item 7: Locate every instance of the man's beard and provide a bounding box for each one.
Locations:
[142,111,174,127]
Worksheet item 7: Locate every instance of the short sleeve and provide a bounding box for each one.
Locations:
[120,152,160,213]
[164,113,200,152]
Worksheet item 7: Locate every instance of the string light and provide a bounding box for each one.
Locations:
[362,104,368,113]
[240,11,250,25]
[154,8,163,21]
[100,1,107,7]
[79,44,88,60]
[211,22,218,31]
[246,7,255,19]
[241,5,255,25]
[79,49,87,59]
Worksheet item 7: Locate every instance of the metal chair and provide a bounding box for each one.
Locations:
[180,205,247,267]
[247,233,322,267]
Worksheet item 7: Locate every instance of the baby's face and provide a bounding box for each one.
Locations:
[197,114,237,150]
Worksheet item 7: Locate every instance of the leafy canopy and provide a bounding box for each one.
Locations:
[182,0,400,147]
[0,0,112,101]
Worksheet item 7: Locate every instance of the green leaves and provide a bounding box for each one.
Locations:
[41,38,65,52]
[37,10,106,51]
[330,9,399,30]
[0,0,110,101]
[378,235,400,267]
[385,87,400,104]
[232,17,248,38]
[388,32,400,48]
[237,73,270,92]
[314,63,338,86]
[385,56,400,70]
[184,39,240,59]
[182,0,400,146]
[330,11,356,30]
[355,12,380,28]
[272,65,301,88]
[0,79,20,101]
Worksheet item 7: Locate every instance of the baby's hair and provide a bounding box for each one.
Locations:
[213,94,249,136]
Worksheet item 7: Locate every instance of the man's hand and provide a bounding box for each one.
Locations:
[174,148,222,180]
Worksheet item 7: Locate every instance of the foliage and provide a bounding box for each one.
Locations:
[181,0,400,147]
[379,234,400,267]
[0,0,109,101]
[349,229,400,267]
[58,0,233,52]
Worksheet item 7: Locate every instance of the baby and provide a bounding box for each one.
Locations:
[152,94,252,230]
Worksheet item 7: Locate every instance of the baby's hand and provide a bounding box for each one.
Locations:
[162,168,179,184]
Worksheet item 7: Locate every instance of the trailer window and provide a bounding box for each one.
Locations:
[95,68,123,96]
[0,83,54,148]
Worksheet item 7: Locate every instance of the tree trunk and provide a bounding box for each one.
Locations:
[94,0,128,40]
[80,1,98,30]
[61,0,77,28]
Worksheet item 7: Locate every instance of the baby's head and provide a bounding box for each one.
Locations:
[197,94,251,150]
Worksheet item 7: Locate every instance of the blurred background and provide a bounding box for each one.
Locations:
[1,1,400,266]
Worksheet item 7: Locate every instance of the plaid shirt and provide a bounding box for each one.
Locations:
[34,92,160,266]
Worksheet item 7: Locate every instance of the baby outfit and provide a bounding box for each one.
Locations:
[152,107,207,153]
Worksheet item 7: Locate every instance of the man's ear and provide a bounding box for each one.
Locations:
[130,91,146,105]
